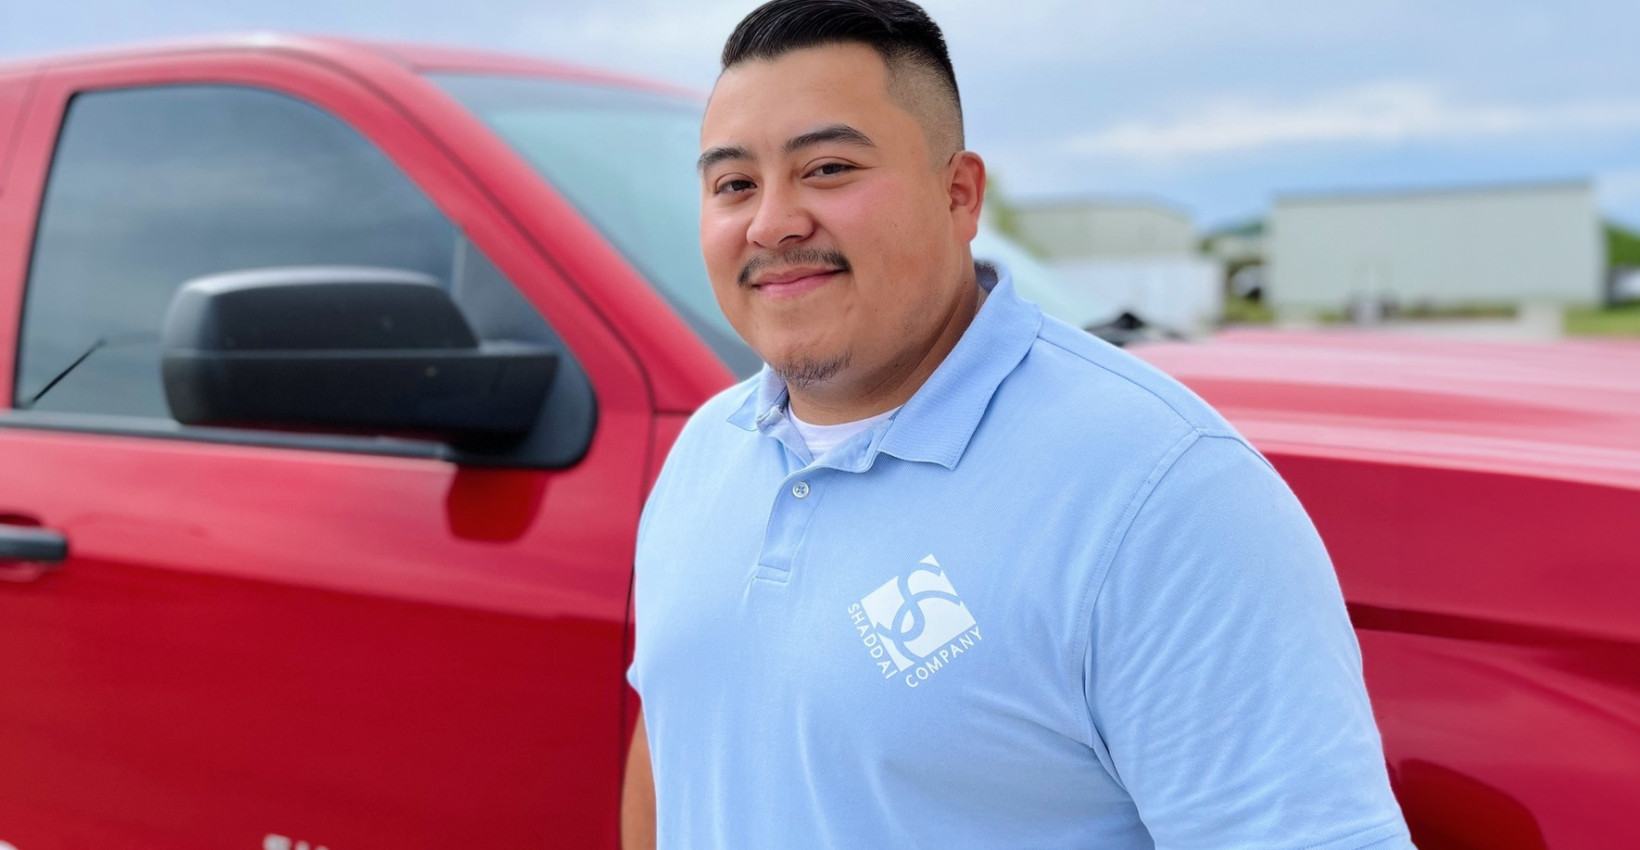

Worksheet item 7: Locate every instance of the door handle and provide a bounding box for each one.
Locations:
[0,525,68,565]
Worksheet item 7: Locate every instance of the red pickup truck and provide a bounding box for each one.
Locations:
[1138,330,1640,850]
[0,34,1635,850]
[0,34,731,849]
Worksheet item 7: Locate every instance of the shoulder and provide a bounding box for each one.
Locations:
[644,373,762,509]
[672,371,763,452]
[1033,316,1234,433]
[982,314,1251,470]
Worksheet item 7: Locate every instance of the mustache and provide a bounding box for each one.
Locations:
[738,248,852,287]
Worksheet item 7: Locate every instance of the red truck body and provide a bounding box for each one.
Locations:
[0,34,1634,850]
[0,35,727,848]
[1137,332,1640,850]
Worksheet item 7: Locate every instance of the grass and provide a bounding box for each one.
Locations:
[1609,222,1640,267]
[1565,302,1640,337]
[1221,295,1275,325]
[1398,302,1517,320]
[1316,301,1519,324]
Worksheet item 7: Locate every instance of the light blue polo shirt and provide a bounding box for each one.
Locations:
[629,263,1412,849]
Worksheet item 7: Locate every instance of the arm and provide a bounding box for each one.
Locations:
[621,711,656,850]
[1086,433,1411,848]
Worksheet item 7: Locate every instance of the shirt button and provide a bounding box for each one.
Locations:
[791,481,811,499]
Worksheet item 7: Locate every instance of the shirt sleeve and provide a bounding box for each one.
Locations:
[1084,432,1413,850]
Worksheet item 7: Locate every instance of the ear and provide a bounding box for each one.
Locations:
[946,151,986,242]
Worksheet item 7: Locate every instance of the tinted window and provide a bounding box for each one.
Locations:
[17,85,461,417]
[431,74,763,378]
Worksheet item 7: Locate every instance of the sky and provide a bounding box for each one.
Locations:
[4,0,1639,231]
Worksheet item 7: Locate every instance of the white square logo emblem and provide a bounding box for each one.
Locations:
[849,555,983,686]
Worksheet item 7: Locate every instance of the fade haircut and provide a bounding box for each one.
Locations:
[721,0,965,161]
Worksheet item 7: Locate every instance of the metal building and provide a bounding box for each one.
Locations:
[1013,198,1196,260]
[1268,181,1603,313]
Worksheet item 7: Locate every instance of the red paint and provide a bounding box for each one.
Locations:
[0,37,728,848]
[1137,331,1640,849]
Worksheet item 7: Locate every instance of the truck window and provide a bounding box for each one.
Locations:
[430,74,763,378]
[16,84,545,423]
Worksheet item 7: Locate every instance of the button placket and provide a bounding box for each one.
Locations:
[752,471,827,585]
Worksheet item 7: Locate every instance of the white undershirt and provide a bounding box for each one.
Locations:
[788,404,900,460]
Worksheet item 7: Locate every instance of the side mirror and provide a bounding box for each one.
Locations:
[160,267,557,441]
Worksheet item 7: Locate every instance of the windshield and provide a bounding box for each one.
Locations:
[432,73,1103,377]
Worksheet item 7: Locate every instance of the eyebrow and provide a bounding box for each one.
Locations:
[696,124,877,173]
[782,123,876,156]
[697,144,753,174]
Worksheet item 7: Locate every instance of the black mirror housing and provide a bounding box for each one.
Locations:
[161,267,557,440]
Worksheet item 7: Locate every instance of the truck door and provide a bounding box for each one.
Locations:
[0,50,650,849]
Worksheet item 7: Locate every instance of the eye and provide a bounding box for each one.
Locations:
[714,177,755,196]
[809,162,854,178]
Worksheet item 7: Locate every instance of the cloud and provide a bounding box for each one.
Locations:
[1066,82,1640,161]
[504,0,756,87]
[930,0,1421,69]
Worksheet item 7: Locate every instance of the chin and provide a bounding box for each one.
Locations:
[767,349,852,391]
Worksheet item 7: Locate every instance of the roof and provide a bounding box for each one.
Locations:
[1204,218,1266,239]
[1274,178,1593,208]
[1134,330,1640,490]
[0,33,694,98]
[1016,196,1192,219]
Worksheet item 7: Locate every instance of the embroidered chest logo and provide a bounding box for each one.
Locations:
[848,554,983,688]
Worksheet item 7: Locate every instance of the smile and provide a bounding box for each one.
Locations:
[752,268,845,299]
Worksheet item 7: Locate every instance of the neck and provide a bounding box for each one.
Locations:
[786,279,982,426]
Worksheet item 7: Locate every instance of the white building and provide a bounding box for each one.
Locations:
[1268,181,1603,313]
[1013,198,1196,260]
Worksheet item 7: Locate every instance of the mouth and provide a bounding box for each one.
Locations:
[750,267,846,299]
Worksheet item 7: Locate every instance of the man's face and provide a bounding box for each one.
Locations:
[699,43,977,394]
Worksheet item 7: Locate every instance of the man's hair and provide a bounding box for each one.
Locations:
[721,0,964,157]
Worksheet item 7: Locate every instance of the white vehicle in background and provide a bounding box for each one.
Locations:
[971,226,1116,329]
[972,227,1180,346]
[1613,267,1640,303]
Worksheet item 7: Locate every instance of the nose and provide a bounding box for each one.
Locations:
[745,183,814,249]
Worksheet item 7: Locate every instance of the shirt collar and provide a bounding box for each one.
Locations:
[726,359,791,433]
[727,260,1041,471]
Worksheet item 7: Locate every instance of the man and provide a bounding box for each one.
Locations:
[624,1,1414,847]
